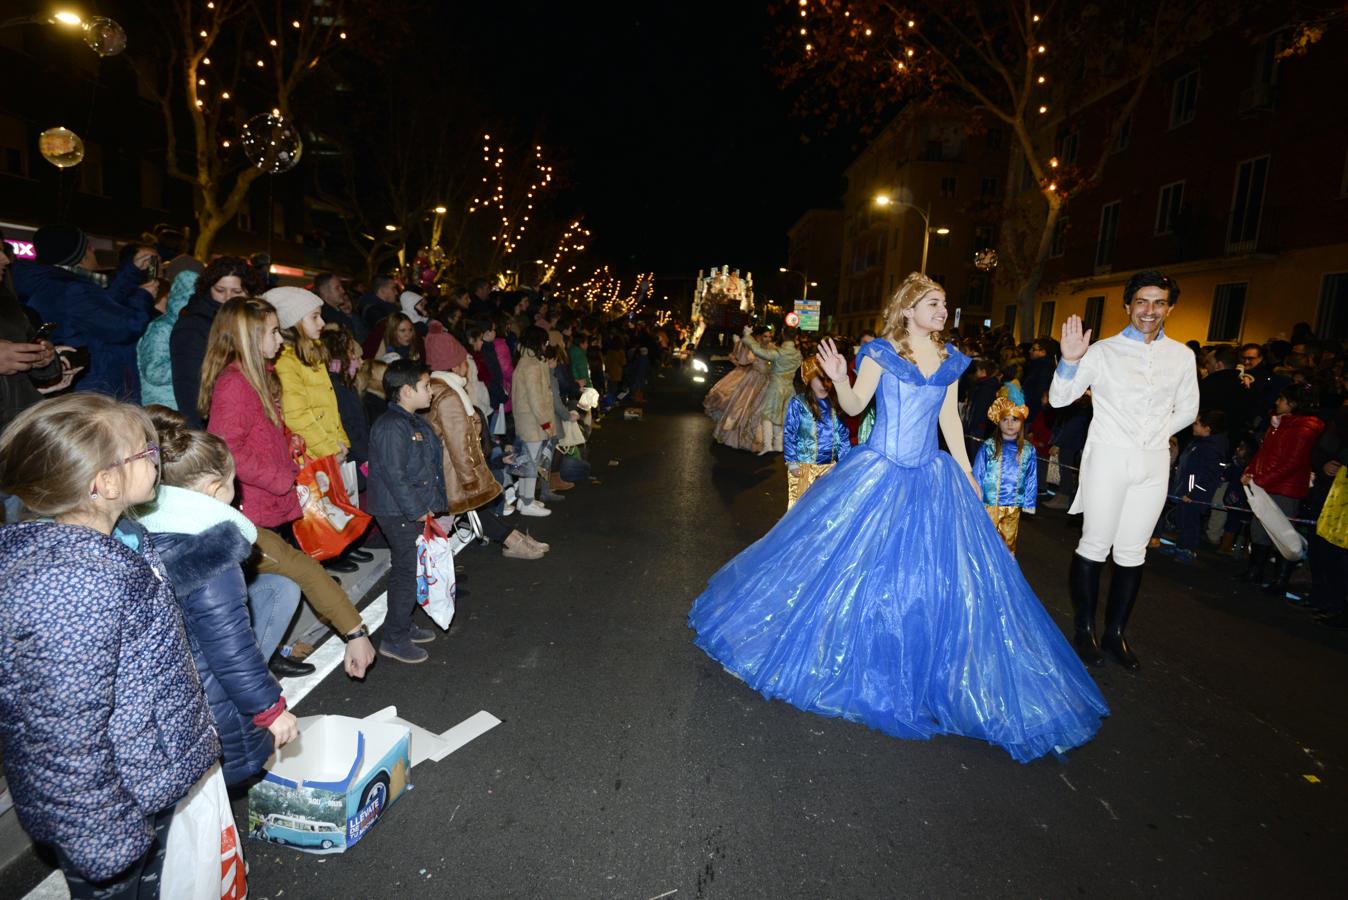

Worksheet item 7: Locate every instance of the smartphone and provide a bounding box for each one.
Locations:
[34,322,59,343]
[145,256,160,281]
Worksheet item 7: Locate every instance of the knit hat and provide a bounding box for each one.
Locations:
[33,224,89,266]
[425,327,468,371]
[987,396,1029,424]
[263,286,323,330]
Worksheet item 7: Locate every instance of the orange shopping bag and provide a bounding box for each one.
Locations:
[292,454,371,561]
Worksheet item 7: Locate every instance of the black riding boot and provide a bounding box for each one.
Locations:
[1238,544,1271,582]
[1101,563,1143,672]
[1069,554,1106,667]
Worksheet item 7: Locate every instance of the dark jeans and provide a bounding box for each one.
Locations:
[1308,534,1348,614]
[1174,501,1203,550]
[469,505,512,543]
[376,515,421,645]
[55,806,174,899]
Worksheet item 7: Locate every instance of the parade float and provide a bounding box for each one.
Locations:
[690,265,755,347]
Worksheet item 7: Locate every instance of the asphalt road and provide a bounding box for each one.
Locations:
[10,381,1348,899]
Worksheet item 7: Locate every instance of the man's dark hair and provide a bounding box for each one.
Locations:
[466,277,492,295]
[383,358,428,402]
[371,274,396,294]
[313,272,340,296]
[1122,270,1179,306]
[1239,342,1263,358]
[1209,344,1238,369]
[520,325,550,357]
[1198,408,1227,433]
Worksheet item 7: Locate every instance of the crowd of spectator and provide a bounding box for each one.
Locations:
[0,222,683,893]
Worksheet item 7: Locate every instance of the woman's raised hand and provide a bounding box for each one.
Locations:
[817,339,848,384]
[1060,315,1092,363]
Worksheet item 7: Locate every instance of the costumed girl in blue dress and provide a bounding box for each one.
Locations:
[688,273,1108,763]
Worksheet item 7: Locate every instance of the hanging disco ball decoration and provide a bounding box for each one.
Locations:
[974,248,999,271]
[38,126,85,168]
[82,17,128,57]
[239,113,303,174]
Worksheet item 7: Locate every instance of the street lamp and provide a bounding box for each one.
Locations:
[778,266,813,300]
[873,193,948,275]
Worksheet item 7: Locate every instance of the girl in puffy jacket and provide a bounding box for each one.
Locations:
[1241,385,1326,588]
[0,394,219,893]
[266,286,350,461]
[136,409,299,784]
[199,296,302,532]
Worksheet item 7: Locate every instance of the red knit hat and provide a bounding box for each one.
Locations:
[426,322,468,370]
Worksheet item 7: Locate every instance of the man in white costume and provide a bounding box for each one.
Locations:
[1050,271,1199,671]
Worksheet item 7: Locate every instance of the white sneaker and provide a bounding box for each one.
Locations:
[501,501,515,516]
[519,502,552,517]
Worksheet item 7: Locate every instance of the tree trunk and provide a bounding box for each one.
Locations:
[192,214,227,261]
[1015,197,1063,343]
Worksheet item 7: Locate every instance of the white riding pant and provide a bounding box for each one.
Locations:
[1071,442,1170,567]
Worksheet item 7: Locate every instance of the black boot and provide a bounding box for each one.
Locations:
[1238,544,1271,582]
[1068,554,1105,667]
[1262,557,1297,597]
[1101,564,1143,672]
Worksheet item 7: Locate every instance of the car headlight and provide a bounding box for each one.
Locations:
[692,358,709,373]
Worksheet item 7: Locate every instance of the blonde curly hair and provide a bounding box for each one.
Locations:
[880,272,949,363]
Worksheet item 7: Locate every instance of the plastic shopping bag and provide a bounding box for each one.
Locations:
[559,419,586,449]
[293,454,371,561]
[416,517,457,630]
[162,764,246,900]
[1245,482,1307,561]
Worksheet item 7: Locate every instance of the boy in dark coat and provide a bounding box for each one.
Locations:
[1162,409,1230,562]
[367,359,447,664]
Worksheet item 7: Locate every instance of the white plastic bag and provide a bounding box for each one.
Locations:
[162,763,247,900]
[339,458,360,508]
[559,419,586,449]
[1244,482,1306,561]
[416,517,457,629]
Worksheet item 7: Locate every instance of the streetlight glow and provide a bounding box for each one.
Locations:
[433,205,447,214]
[53,11,82,25]
[383,224,397,232]
[874,194,892,207]
[935,227,950,235]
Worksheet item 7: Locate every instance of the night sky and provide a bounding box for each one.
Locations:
[446,2,855,281]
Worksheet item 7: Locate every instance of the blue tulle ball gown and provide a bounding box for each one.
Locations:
[689,339,1109,763]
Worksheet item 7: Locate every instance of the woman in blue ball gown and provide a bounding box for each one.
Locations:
[688,273,1108,763]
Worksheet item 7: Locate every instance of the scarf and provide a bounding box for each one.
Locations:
[431,370,475,417]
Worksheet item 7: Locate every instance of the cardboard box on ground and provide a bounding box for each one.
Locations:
[248,706,501,855]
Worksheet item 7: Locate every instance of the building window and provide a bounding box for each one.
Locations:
[979,176,999,199]
[272,200,286,237]
[1003,304,1017,329]
[1155,181,1185,235]
[966,275,989,309]
[933,231,951,248]
[1170,69,1200,129]
[986,129,1004,150]
[1316,273,1348,341]
[1112,114,1132,153]
[1050,216,1068,258]
[0,114,28,177]
[237,204,253,233]
[1059,131,1079,165]
[1037,301,1056,338]
[940,175,957,197]
[1084,296,1105,338]
[1095,201,1120,269]
[1208,283,1247,342]
[76,141,104,195]
[1227,155,1269,252]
